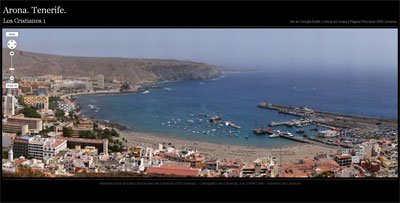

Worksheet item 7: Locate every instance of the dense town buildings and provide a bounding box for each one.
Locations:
[1,75,398,178]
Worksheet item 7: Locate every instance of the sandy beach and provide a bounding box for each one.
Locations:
[116,130,338,164]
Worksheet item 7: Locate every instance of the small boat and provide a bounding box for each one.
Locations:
[265,129,274,135]
[199,113,208,117]
[187,120,194,123]
[296,129,305,133]
[245,135,249,139]
[230,123,241,129]
[310,128,318,131]
[210,115,222,122]
[269,133,279,138]
[253,129,267,135]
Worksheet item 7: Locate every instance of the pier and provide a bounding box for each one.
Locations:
[278,134,347,150]
[257,101,395,129]
[268,121,290,127]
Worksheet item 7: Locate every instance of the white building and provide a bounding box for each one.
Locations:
[351,156,360,164]
[7,117,43,132]
[96,75,104,89]
[2,94,16,117]
[28,136,47,159]
[57,101,75,112]
[43,138,67,158]
[2,132,15,148]
[140,147,153,160]
[8,149,14,161]
[2,161,16,173]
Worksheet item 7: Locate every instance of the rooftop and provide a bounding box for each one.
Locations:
[2,122,27,127]
[8,117,42,122]
[44,139,67,148]
[281,164,314,171]
[147,165,200,177]
[335,154,352,159]
[2,132,16,138]
[63,137,105,144]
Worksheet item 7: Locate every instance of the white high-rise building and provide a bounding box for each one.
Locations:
[2,94,16,117]
[8,149,14,161]
[97,75,104,89]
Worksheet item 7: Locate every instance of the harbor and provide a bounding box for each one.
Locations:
[162,112,243,139]
[255,101,397,149]
[257,101,396,129]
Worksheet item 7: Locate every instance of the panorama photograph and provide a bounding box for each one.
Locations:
[1,29,398,178]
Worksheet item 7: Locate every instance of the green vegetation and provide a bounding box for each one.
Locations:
[62,127,74,137]
[17,96,25,106]
[49,96,61,110]
[79,130,96,139]
[314,171,332,178]
[120,82,130,92]
[93,128,122,152]
[93,122,98,130]
[19,106,41,118]
[40,126,55,137]
[109,139,124,153]
[2,148,8,159]
[55,109,65,120]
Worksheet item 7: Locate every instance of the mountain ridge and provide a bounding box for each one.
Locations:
[2,49,222,84]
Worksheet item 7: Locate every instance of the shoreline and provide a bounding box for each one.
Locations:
[115,129,337,163]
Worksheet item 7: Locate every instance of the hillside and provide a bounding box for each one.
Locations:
[2,49,221,84]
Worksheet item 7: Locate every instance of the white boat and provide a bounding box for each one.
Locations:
[269,133,279,138]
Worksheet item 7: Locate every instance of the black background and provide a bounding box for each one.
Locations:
[1,1,398,27]
[1,0,399,202]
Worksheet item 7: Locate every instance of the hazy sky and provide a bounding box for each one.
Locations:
[2,29,397,73]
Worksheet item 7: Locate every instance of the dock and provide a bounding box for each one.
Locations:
[268,121,291,127]
[278,134,309,143]
[257,101,394,129]
[278,134,349,149]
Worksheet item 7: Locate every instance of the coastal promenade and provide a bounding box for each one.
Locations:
[60,85,164,99]
[60,89,141,99]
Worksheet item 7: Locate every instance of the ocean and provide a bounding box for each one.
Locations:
[75,70,398,147]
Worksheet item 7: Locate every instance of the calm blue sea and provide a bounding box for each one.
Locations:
[75,70,398,147]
